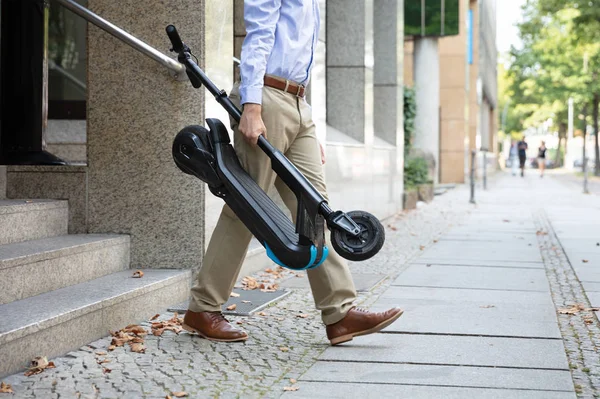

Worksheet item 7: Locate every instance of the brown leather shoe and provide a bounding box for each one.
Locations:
[182,310,248,342]
[326,307,404,345]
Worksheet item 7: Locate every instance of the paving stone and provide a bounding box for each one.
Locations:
[370,295,561,338]
[300,361,575,391]
[281,382,576,399]
[318,334,569,369]
[392,264,550,292]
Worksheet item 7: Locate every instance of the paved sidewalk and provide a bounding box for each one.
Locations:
[284,171,600,398]
[3,171,599,398]
[0,178,471,398]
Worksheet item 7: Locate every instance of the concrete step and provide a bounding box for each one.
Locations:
[0,269,191,378]
[46,143,87,164]
[0,234,130,305]
[0,199,68,245]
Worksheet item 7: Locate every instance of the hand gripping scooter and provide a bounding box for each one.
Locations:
[166,25,384,270]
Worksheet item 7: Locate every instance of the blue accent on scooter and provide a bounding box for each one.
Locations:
[264,243,329,270]
[310,245,329,269]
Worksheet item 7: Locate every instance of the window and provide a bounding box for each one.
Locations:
[48,0,87,119]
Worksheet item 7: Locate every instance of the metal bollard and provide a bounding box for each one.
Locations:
[584,157,590,194]
[469,150,476,204]
[482,150,487,190]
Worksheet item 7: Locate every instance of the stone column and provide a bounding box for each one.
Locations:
[87,0,205,269]
[326,0,374,144]
[373,0,404,147]
[413,37,440,182]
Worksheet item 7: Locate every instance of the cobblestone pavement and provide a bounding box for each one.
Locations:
[535,210,600,397]
[1,183,474,398]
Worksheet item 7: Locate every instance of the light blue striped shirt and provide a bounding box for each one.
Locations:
[240,0,320,105]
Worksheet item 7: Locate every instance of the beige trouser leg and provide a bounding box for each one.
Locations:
[189,83,357,325]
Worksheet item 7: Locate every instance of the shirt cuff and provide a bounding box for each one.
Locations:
[240,86,263,105]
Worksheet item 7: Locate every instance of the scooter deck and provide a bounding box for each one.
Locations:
[206,119,327,270]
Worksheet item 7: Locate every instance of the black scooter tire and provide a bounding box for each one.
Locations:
[331,210,385,261]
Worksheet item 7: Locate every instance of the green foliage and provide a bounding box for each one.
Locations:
[404,157,430,189]
[403,86,416,157]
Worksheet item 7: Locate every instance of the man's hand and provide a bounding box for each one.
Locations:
[239,104,266,145]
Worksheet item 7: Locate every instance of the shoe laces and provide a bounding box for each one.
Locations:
[210,312,229,323]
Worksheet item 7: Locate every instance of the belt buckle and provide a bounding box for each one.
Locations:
[284,80,290,93]
[296,84,303,97]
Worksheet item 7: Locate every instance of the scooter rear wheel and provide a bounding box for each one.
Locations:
[331,210,385,261]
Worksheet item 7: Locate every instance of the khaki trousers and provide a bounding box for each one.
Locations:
[189,83,357,325]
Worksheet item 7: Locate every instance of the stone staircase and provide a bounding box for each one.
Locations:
[0,199,190,377]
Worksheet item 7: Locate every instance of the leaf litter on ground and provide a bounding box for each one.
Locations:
[0,382,13,393]
[24,356,55,377]
[558,304,600,315]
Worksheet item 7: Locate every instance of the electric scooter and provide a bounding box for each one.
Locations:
[166,25,385,270]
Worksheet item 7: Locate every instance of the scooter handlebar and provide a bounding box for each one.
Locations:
[166,25,184,53]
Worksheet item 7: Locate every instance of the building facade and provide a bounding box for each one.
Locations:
[404,0,498,184]
[0,0,406,376]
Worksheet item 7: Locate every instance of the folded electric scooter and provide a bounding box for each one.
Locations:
[166,25,384,271]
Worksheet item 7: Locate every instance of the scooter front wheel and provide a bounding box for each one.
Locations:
[331,210,385,261]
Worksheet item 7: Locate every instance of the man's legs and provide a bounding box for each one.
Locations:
[189,85,299,313]
[273,101,357,325]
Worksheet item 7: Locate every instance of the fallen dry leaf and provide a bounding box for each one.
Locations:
[387,225,398,231]
[257,311,268,316]
[172,392,188,398]
[536,230,548,236]
[583,315,595,325]
[419,245,425,251]
[290,378,297,384]
[265,268,274,273]
[236,321,244,325]
[103,368,112,374]
[150,314,160,321]
[295,273,304,278]
[480,305,495,309]
[166,396,173,399]
[108,345,116,351]
[502,219,510,223]
[226,304,237,311]
[296,314,309,318]
[230,292,241,298]
[130,342,146,353]
[95,351,107,356]
[558,304,594,315]
[583,259,589,263]
[283,386,299,391]
[132,270,144,278]
[150,313,183,337]
[242,300,251,304]
[280,347,289,352]
[24,356,55,377]
[433,239,438,243]
[241,276,260,290]
[97,359,110,365]
[123,325,147,335]
[0,382,13,393]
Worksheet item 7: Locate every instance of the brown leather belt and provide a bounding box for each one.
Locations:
[263,75,306,98]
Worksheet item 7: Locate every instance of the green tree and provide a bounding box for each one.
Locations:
[532,0,600,173]
[507,3,599,167]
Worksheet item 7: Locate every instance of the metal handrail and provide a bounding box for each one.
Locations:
[52,0,185,78]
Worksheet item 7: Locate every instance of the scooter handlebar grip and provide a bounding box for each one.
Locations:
[166,25,184,53]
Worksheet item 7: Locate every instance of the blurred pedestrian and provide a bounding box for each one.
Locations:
[538,141,547,178]
[517,135,528,177]
[509,140,518,176]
